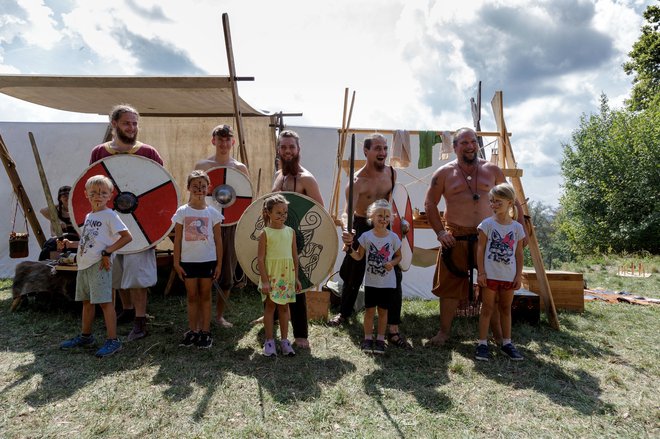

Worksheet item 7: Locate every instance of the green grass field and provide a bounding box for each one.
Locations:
[0,255,658,438]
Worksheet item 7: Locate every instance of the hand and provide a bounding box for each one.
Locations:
[213,264,222,281]
[261,281,271,295]
[295,279,302,292]
[477,272,487,288]
[57,239,67,252]
[174,264,187,281]
[384,262,393,271]
[341,229,355,246]
[513,275,521,290]
[100,255,111,271]
[437,230,456,248]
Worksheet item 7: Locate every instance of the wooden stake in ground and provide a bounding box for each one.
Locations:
[29,132,62,237]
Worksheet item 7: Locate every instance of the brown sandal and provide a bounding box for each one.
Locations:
[388,332,412,349]
[327,314,346,327]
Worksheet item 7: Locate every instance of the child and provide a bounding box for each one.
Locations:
[257,194,301,357]
[476,183,526,361]
[346,199,402,355]
[172,170,223,349]
[60,175,132,357]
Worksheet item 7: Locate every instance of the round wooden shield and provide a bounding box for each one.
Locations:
[206,166,253,226]
[392,183,414,271]
[69,155,179,254]
[235,192,338,292]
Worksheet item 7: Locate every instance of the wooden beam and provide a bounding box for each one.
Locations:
[29,132,62,236]
[222,13,249,168]
[0,133,46,247]
[502,168,524,178]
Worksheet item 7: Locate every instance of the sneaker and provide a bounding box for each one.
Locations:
[501,343,524,361]
[60,334,95,349]
[116,308,135,325]
[361,339,374,353]
[475,344,491,361]
[373,340,386,355]
[127,319,147,341]
[179,330,199,347]
[95,339,122,358]
[196,331,213,349]
[327,314,346,327]
[263,339,277,357]
[280,339,296,357]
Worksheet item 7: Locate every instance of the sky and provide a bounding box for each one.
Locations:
[0,0,652,206]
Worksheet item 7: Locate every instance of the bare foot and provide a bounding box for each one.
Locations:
[215,317,234,328]
[294,338,310,349]
[428,331,449,347]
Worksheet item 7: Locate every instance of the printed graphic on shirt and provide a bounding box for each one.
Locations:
[366,242,392,277]
[487,229,515,264]
[184,217,209,241]
[78,217,103,258]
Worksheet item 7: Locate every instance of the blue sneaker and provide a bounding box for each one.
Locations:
[95,339,122,358]
[475,343,491,361]
[501,343,524,361]
[60,334,95,349]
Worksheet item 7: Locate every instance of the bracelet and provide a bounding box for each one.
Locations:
[436,230,447,238]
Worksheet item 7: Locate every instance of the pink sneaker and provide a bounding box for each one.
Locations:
[263,339,277,357]
[280,339,296,357]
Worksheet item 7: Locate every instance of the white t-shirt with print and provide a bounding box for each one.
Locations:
[357,229,402,288]
[171,205,224,263]
[77,209,128,270]
[477,216,526,282]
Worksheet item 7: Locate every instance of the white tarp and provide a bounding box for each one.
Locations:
[1,122,453,299]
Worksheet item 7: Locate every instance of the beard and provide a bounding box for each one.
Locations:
[462,152,477,165]
[116,126,137,144]
[374,160,386,171]
[281,154,301,176]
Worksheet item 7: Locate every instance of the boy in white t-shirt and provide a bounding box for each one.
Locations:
[60,175,132,358]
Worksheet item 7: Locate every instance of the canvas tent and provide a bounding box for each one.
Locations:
[0,75,277,278]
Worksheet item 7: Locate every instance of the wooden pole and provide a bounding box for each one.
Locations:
[331,88,350,220]
[29,132,62,236]
[222,13,249,168]
[0,133,46,247]
[491,91,560,330]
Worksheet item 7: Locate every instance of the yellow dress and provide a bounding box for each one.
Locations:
[259,226,296,304]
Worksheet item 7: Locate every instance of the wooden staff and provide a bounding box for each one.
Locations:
[29,132,62,237]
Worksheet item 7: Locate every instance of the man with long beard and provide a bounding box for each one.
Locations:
[328,133,411,350]
[89,104,163,341]
[269,130,323,349]
[195,124,249,328]
[424,127,525,348]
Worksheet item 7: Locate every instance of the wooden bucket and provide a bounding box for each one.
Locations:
[9,233,29,259]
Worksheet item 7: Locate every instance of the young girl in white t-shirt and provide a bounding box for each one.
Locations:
[172,170,223,349]
[476,183,526,361]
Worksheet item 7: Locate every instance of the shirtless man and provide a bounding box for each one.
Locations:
[328,133,411,349]
[195,124,249,328]
[270,130,324,349]
[424,127,524,346]
[89,104,163,341]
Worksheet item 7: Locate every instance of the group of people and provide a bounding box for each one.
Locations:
[57,103,527,362]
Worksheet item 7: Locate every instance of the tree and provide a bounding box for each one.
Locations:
[560,95,660,255]
[623,5,660,111]
[524,201,575,268]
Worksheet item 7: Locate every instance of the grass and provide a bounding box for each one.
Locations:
[0,256,658,438]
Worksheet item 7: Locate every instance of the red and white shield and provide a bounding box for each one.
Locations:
[391,183,414,271]
[69,155,179,254]
[205,166,253,226]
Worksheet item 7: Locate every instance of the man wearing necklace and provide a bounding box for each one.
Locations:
[270,130,323,349]
[424,127,524,346]
[89,104,163,341]
[195,124,249,328]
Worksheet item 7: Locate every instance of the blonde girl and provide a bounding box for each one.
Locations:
[257,194,301,357]
[172,170,223,349]
[476,183,525,361]
[347,199,402,355]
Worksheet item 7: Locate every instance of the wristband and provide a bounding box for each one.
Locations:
[101,250,112,257]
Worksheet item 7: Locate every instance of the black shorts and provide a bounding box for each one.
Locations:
[364,286,396,310]
[180,261,216,279]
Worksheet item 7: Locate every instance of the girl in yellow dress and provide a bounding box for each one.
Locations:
[257,194,301,357]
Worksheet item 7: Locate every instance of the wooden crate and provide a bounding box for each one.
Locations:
[521,270,584,312]
[306,290,330,321]
[512,289,540,326]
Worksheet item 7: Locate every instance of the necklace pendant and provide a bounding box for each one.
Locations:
[466,176,472,181]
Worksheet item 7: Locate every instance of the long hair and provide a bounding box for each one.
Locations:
[262,193,289,226]
[109,104,139,122]
[489,183,518,220]
[278,130,301,176]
